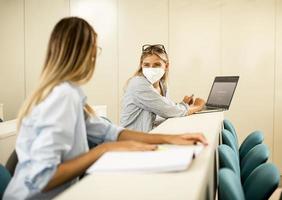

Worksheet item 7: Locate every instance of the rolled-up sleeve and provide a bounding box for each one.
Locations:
[22,92,78,192]
[132,82,189,118]
[86,116,124,145]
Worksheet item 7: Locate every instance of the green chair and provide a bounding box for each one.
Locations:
[219,168,245,200]
[0,164,11,199]
[218,143,269,184]
[222,129,264,162]
[239,130,264,161]
[219,163,279,200]
[223,119,264,161]
[240,143,269,184]
[5,150,18,176]
[243,163,280,200]
[218,144,240,176]
[222,129,239,158]
[224,119,238,143]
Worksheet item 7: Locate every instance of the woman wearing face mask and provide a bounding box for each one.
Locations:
[120,44,205,132]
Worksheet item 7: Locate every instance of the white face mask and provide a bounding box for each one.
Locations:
[142,68,165,84]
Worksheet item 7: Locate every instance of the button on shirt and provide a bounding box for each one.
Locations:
[3,82,124,200]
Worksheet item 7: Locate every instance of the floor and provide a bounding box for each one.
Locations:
[270,177,282,200]
[270,188,281,200]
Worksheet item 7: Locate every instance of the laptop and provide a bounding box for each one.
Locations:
[196,76,239,114]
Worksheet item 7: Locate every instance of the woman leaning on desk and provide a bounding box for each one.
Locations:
[3,17,208,200]
[120,44,206,132]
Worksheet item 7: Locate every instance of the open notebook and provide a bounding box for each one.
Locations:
[86,145,204,174]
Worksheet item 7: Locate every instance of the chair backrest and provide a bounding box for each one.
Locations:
[223,119,238,143]
[243,163,280,200]
[240,143,269,184]
[219,168,245,200]
[0,164,11,199]
[5,150,18,176]
[222,129,239,157]
[239,130,264,161]
[218,144,240,176]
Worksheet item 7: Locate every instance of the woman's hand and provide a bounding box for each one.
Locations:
[98,141,158,153]
[163,133,208,146]
[193,98,205,109]
[183,95,194,105]
[187,98,206,115]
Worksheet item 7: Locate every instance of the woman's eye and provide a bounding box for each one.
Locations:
[153,65,162,68]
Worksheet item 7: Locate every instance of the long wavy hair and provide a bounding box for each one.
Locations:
[17,17,97,129]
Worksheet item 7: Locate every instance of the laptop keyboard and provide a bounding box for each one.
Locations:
[206,107,217,110]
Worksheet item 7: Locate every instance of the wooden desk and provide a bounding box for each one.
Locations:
[56,112,224,200]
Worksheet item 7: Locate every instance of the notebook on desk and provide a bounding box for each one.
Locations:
[86,145,203,174]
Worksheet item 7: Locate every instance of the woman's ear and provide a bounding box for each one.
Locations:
[165,63,169,71]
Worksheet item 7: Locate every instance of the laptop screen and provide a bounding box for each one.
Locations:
[206,76,239,109]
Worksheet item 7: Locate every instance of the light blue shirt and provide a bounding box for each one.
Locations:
[120,76,189,132]
[3,82,124,200]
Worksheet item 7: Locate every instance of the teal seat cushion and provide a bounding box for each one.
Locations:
[218,144,240,176]
[223,119,238,144]
[219,168,245,200]
[240,143,269,184]
[0,164,11,199]
[222,129,239,157]
[243,163,279,200]
[239,130,264,161]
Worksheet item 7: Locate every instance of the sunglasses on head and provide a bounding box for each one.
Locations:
[142,44,167,54]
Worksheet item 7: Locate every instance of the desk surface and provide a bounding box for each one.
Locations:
[56,112,224,200]
[0,119,17,139]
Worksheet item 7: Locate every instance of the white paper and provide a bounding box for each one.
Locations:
[86,145,201,174]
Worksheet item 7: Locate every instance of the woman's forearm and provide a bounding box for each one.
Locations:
[43,145,107,192]
[118,129,169,144]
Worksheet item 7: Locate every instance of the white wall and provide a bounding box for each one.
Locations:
[70,0,119,122]
[221,0,276,159]
[118,0,169,117]
[0,0,281,174]
[274,0,282,174]
[169,0,221,104]
[0,0,25,120]
[0,0,69,120]
[25,0,70,95]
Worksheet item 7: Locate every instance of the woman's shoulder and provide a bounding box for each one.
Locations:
[127,75,150,89]
[41,82,85,108]
[23,82,83,124]
[52,82,82,99]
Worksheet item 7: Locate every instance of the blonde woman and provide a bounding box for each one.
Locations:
[120,44,205,132]
[3,18,207,200]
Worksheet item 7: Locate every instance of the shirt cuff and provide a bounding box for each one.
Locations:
[24,161,58,192]
[104,125,125,142]
[180,102,190,115]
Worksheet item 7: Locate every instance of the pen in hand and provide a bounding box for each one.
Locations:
[189,94,194,105]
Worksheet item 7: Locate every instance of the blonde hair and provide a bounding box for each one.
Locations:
[125,45,169,94]
[17,17,97,129]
